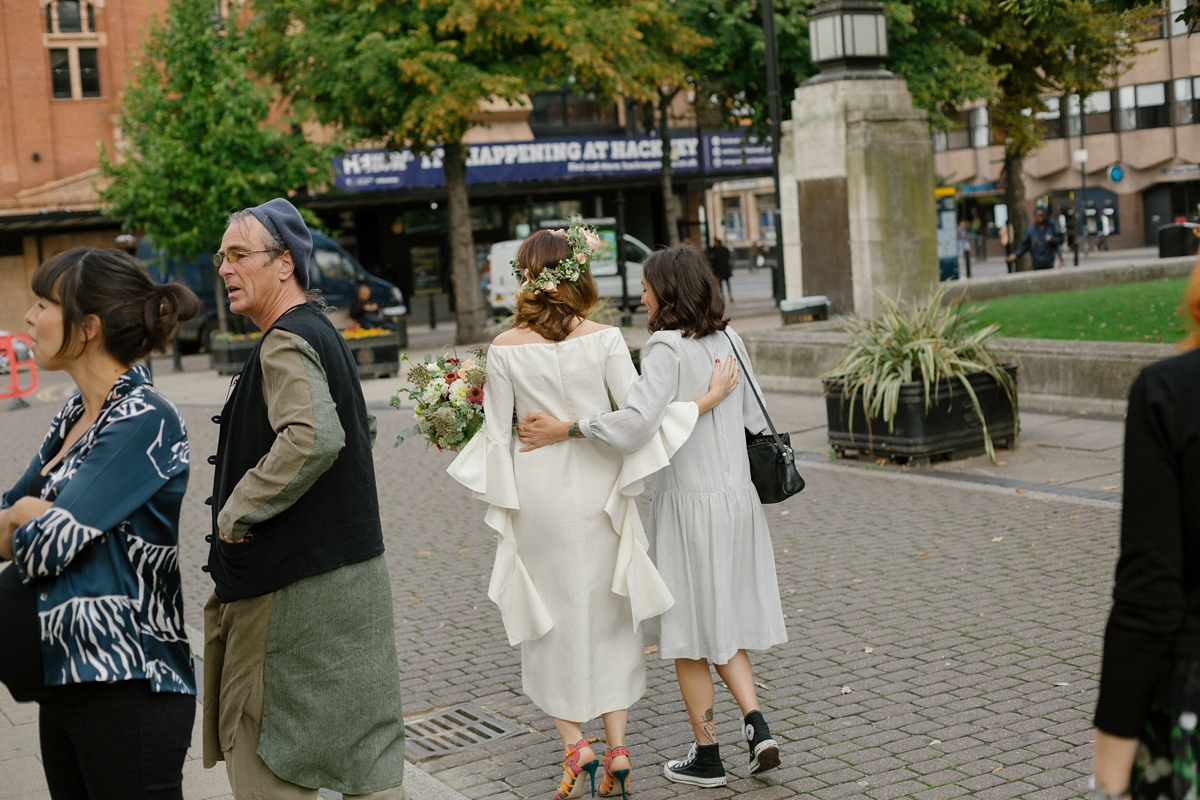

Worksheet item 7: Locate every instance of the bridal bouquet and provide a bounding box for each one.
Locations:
[392,346,487,451]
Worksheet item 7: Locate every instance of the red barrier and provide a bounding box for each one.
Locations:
[0,334,38,401]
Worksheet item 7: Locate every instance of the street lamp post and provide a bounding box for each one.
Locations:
[806,0,890,80]
[762,0,785,302]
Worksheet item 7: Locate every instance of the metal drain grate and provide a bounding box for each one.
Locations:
[404,703,526,760]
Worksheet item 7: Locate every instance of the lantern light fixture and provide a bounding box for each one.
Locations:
[806,0,891,82]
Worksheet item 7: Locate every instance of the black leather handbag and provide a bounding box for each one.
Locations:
[723,331,805,504]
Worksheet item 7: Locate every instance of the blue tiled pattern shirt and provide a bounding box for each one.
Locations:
[2,366,195,695]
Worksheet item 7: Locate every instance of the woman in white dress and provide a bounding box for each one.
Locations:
[447,230,738,800]
[519,245,789,789]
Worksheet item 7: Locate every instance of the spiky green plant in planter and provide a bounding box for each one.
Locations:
[821,287,1018,463]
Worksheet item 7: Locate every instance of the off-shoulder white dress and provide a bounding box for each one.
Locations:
[578,327,788,666]
[448,327,697,721]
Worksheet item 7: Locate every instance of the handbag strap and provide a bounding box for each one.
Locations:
[722,330,790,454]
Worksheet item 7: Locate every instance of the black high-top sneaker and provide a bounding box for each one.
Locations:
[663,742,727,787]
[744,710,780,775]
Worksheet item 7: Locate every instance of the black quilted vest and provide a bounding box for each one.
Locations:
[206,303,383,602]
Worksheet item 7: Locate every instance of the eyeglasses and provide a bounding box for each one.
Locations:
[211,249,270,268]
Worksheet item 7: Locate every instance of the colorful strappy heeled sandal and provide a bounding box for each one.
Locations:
[554,739,600,800]
[598,746,631,799]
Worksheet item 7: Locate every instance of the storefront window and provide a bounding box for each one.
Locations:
[1119,83,1170,131]
[1170,0,1192,36]
[1036,98,1063,139]
[57,0,82,33]
[722,197,745,242]
[756,194,777,243]
[50,49,71,99]
[969,108,990,149]
[1177,78,1194,125]
[529,90,621,135]
[78,48,100,98]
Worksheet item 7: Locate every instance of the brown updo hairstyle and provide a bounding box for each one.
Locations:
[31,247,202,365]
[512,229,598,341]
[644,245,729,339]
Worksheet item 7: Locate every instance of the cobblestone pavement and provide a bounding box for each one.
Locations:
[0,376,1117,800]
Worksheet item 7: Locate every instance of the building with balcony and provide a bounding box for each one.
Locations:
[933,6,1200,251]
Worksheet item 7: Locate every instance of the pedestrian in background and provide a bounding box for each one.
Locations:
[519,246,788,789]
[449,227,738,800]
[203,198,406,799]
[1007,206,1063,271]
[1091,260,1200,799]
[0,248,200,799]
[350,282,385,329]
[708,239,734,302]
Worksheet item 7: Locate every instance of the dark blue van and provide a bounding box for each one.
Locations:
[140,229,407,352]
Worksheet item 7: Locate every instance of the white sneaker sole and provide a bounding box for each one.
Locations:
[749,740,780,775]
[662,764,727,788]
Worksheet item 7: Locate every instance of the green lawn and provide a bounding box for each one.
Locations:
[963,277,1192,343]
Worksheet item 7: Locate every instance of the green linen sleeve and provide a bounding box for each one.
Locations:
[217,329,346,540]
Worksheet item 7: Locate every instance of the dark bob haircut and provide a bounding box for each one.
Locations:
[644,245,729,339]
[31,247,201,365]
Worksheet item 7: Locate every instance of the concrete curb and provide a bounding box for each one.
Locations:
[945,254,1196,303]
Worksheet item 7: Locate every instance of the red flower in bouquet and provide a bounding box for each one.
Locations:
[443,371,460,384]
[467,386,484,405]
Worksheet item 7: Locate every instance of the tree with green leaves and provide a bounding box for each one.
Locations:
[250,0,703,344]
[100,0,327,334]
[983,0,1153,254]
[678,0,1001,135]
[681,0,1147,260]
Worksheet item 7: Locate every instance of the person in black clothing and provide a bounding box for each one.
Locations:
[1092,265,1200,799]
[1007,207,1064,271]
[349,283,385,329]
[708,239,733,302]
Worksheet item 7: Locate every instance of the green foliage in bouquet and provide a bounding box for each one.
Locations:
[392,346,488,452]
[821,286,1017,463]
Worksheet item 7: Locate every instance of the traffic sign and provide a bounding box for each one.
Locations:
[1073,149,1089,163]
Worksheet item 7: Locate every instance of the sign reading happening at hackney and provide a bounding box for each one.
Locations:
[334,130,773,193]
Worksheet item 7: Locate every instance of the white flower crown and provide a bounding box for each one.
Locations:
[512,216,604,295]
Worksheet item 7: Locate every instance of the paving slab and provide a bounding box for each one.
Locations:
[0,321,1135,800]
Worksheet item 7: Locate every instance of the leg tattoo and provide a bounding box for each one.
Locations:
[700,707,717,744]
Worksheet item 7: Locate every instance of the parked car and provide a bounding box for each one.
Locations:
[139,229,408,353]
[487,231,653,313]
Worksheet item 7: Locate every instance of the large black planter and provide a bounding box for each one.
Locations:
[348,332,401,379]
[824,364,1019,465]
[210,333,401,379]
[211,338,259,376]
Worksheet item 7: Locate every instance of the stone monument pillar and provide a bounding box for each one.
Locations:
[778,0,938,318]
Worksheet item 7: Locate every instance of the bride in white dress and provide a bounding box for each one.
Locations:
[447,228,737,800]
[517,246,789,789]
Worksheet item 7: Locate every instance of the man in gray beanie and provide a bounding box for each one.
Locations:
[202,198,407,799]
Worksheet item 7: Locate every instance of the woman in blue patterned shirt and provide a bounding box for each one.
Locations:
[0,247,200,799]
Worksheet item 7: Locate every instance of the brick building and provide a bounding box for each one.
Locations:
[0,3,766,333]
[0,0,161,332]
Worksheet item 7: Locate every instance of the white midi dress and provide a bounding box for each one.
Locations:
[448,328,697,722]
[578,327,788,665]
